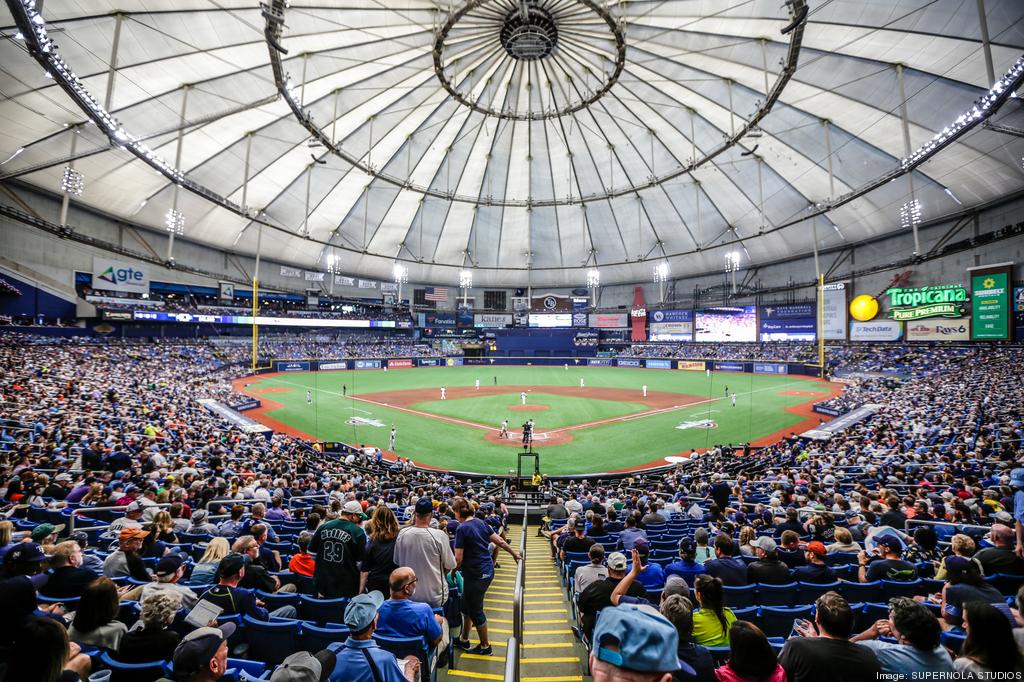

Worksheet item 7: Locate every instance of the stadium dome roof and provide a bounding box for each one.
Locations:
[1,0,1023,287]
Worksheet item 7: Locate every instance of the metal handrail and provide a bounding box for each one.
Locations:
[503,637,518,682]
[68,501,173,534]
[906,518,994,532]
[510,502,527,682]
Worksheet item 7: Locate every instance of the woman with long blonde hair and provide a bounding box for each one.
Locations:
[189,537,230,584]
[360,505,400,595]
[152,510,177,543]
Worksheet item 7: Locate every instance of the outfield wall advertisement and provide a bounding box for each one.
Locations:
[849,320,903,341]
[821,283,848,340]
[276,361,310,372]
[354,359,382,369]
[588,358,613,366]
[906,320,970,341]
[970,266,1012,340]
[714,362,745,372]
[617,359,642,367]
[677,361,706,371]
[316,361,349,370]
[388,359,413,369]
[753,363,788,375]
[589,313,629,328]
[646,359,673,369]
[758,304,816,341]
[474,314,512,328]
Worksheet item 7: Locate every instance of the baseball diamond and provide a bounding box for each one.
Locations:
[234,365,839,474]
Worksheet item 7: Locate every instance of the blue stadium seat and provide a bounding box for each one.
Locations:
[941,630,966,655]
[373,633,436,682]
[722,584,756,608]
[796,581,843,605]
[256,589,301,611]
[881,578,926,600]
[298,595,348,625]
[98,651,169,682]
[988,574,1024,596]
[839,580,883,603]
[756,582,797,607]
[242,614,301,666]
[759,605,813,638]
[301,622,351,652]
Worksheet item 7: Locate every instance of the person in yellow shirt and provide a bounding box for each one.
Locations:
[691,574,736,647]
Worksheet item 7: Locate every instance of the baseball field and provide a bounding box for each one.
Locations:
[233,365,841,475]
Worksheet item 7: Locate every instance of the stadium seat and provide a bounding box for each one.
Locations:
[256,589,301,611]
[759,605,813,638]
[839,580,883,603]
[722,584,756,608]
[756,582,797,607]
[242,615,301,666]
[797,580,843,604]
[881,578,927,600]
[988,574,1024,596]
[298,595,348,625]
[941,630,966,655]
[373,633,435,682]
[300,622,351,652]
[98,651,169,682]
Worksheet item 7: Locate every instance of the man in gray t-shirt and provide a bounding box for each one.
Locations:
[393,498,456,609]
[574,544,609,594]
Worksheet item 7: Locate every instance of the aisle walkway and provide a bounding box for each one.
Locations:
[441,527,588,682]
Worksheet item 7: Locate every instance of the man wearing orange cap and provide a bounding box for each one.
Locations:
[103,528,151,581]
[790,541,836,584]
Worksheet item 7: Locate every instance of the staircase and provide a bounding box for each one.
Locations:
[441,526,588,682]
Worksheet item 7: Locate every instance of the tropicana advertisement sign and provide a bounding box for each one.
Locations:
[884,284,968,321]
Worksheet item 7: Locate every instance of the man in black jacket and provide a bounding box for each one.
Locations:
[746,536,791,585]
[39,541,96,598]
[703,535,747,586]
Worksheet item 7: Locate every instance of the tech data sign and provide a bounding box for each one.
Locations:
[92,257,150,294]
[885,284,967,321]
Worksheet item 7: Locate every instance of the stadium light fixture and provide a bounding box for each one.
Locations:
[164,208,185,235]
[586,269,600,288]
[325,253,341,274]
[901,55,1024,170]
[60,166,84,197]
[899,199,921,233]
[653,261,670,283]
[459,269,473,289]
[393,262,408,284]
[724,250,741,272]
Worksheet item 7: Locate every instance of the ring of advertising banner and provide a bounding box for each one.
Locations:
[131,311,398,328]
[758,304,816,341]
[528,313,572,328]
[849,320,903,341]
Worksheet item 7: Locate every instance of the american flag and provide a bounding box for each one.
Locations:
[425,287,449,302]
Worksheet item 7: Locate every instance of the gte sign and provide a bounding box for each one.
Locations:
[91,257,150,294]
[97,266,144,287]
[885,284,967,321]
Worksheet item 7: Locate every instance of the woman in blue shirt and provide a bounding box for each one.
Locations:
[452,498,521,656]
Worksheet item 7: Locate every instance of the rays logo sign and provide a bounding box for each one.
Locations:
[92,257,149,294]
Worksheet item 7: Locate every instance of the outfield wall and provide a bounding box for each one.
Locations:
[258,356,823,377]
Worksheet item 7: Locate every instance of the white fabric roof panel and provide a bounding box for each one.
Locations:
[1,0,1022,286]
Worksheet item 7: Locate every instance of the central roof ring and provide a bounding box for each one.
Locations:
[433,0,626,121]
[501,5,558,61]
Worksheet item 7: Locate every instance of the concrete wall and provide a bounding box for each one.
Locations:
[2,183,1021,309]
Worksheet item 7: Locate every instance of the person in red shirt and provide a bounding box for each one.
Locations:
[288,531,316,577]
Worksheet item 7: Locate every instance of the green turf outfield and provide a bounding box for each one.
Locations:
[240,365,833,475]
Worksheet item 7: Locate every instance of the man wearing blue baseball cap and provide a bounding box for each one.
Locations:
[327,591,419,682]
[590,604,693,682]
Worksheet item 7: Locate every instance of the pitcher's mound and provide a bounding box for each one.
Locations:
[509,404,550,412]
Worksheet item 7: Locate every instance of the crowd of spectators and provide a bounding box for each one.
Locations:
[1,331,1023,680]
